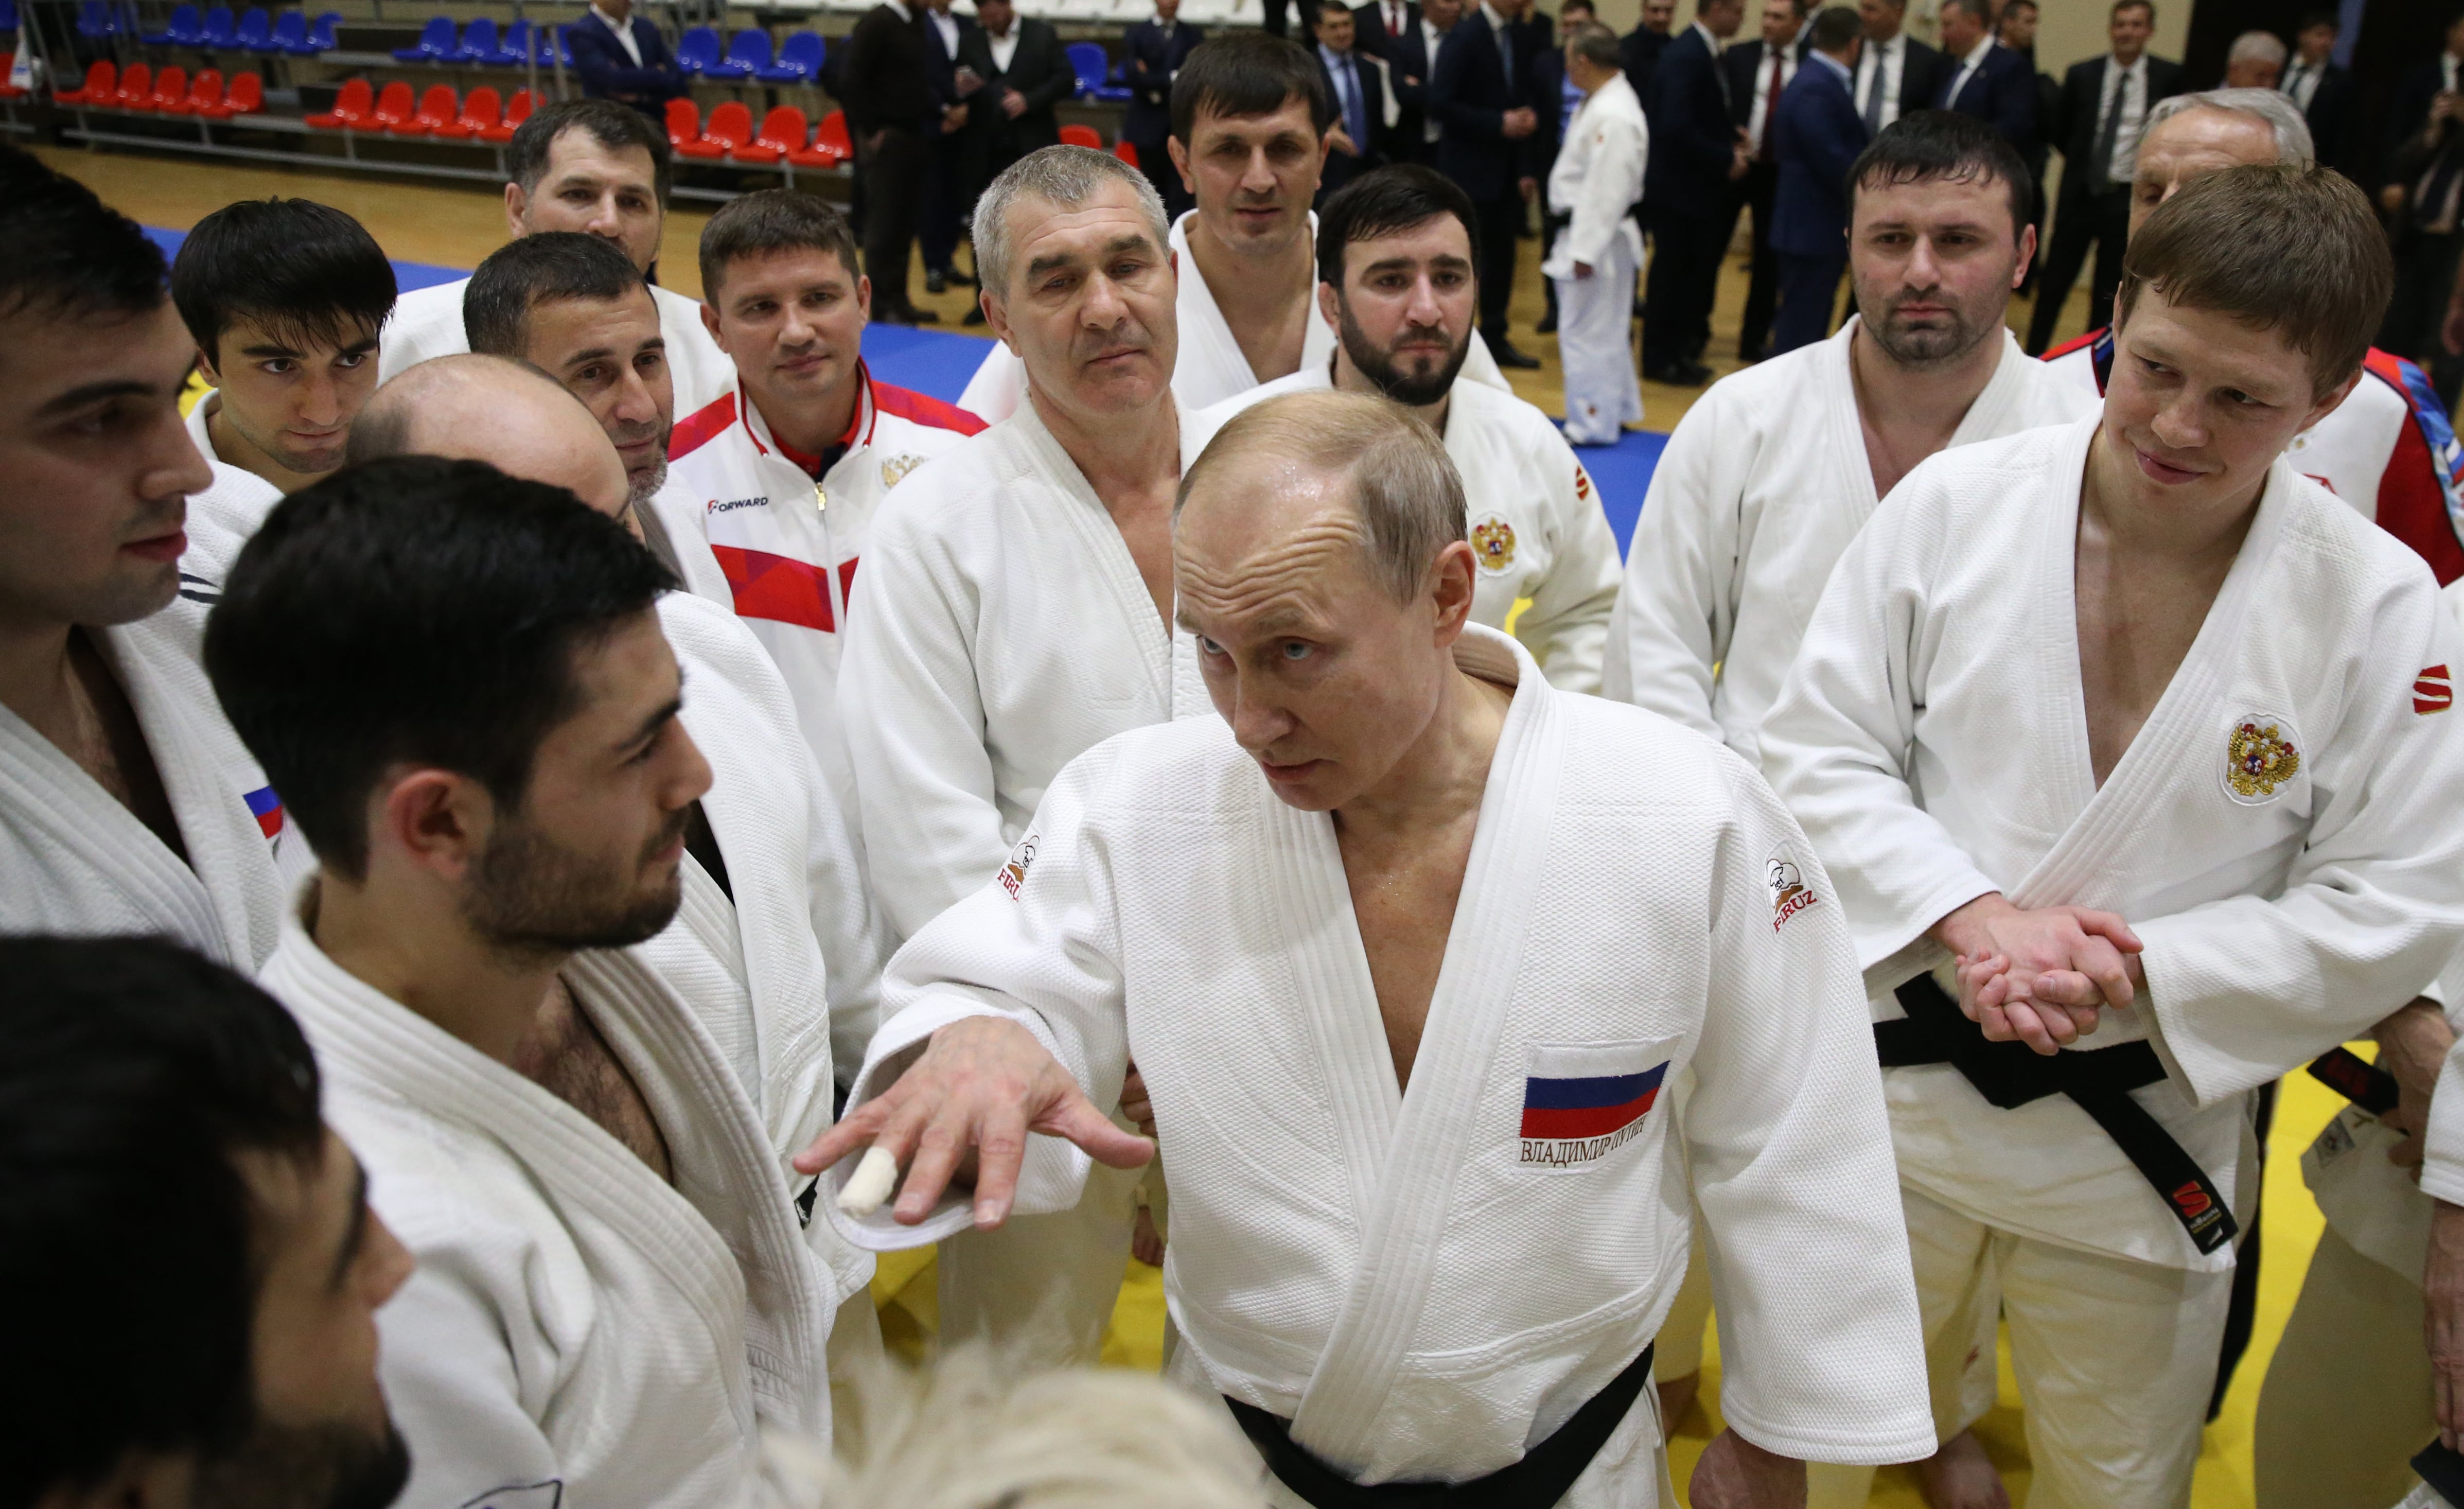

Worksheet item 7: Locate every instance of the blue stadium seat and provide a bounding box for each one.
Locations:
[1065,41,1107,98]
[76,1,120,37]
[755,28,821,82]
[391,12,453,61]
[266,9,305,50]
[141,1,202,44]
[453,14,512,62]
[233,8,271,50]
[197,5,235,44]
[286,9,338,51]
[674,24,721,74]
[701,26,764,79]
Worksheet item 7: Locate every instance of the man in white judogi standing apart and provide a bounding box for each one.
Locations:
[664,190,984,804]
[212,457,838,1509]
[812,388,1937,1508]
[346,354,893,1365]
[0,146,306,969]
[375,99,732,416]
[1187,164,1622,690]
[1761,165,2464,1508]
[1544,20,1647,445]
[958,32,1508,421]
[837,143,1208,1364]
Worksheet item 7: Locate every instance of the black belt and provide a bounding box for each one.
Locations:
[2307,1045,2400,1115]
[1225,1341,1655,1509]
[1875,975,2237,1256]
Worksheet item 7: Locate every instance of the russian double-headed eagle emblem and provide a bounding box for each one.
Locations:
[879,453,925,490]
[2225,719,2300,802]
[1471,515,1517,573]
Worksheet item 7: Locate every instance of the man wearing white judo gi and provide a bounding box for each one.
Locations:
[374,99,732,417]
[664,189,985,802]
[1761,164,2464,1508]
[811,389,1936,1508]
[1186,165,1623,691]
[209,457,841,1509]
[1544,21,1648,446]
[957,32,1509,422]
[837,143,1206,1364]
[0,145,307,970]
[2043,88,2464,586]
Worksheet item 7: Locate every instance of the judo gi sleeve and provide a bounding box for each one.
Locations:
[1680,751,1938,1466]
[1562,118,1646,272]
[1514,452,1626,694]
[375,1264,567,1509]
[824,742,1135,1250]
[1603,398,1746,742]
[800,738,893,1083]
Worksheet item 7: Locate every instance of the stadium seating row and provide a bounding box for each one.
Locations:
[133,3,338,52]
[51,57,267,114]
[297,74,527,136]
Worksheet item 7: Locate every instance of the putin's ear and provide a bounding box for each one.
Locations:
[1427,538,1479,645]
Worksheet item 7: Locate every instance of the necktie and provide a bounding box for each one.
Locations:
[2089,62,2127,187]
[1494,14,1512,90]
[1862,49,1886,131]
[1346,57,1367,144]
[1389,1,1403,38]
[1758,51,1782,159]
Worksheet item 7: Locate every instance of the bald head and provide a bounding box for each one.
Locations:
[347,353,630,519]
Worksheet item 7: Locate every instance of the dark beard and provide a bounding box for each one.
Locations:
[1337,300,1470,407]
[192,1418,412,1509]
[462,806,689,957]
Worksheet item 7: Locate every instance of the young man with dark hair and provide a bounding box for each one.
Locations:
[2022,0,2183,355]
[666,189,982,798]
[2,936,415,1509]
[956,31,1510,418]
[840,0,941,326]
[1189,165,1622,689]
[2281,9,2350,169]
[376,99,729,413]
[1311,3,1389,200]
[210,456,842,1508]
[1763,163,2464,1508]
[0,144,309,970]
[170,198,397,499]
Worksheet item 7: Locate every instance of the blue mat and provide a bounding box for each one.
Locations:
[144,225,1663,556]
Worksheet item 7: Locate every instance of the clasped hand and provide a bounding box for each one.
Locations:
[1933,893,2145,1056]
[794,1015,1153,1229]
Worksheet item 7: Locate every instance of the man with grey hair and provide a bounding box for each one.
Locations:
[2223,29,2287,91]
[836,142,1209,1366]
[2043,87,2464,583]
[812,386,1936,1509]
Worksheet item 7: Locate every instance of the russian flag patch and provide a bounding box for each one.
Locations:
[242,784,285,841]
[1519,1049,1669,1168]
[2417,664,2452,715]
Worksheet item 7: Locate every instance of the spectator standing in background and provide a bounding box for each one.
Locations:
[1386,0,1459,163]
[1853,0,1941,138]
[1621,0,1674,102]
[959,0,1071,227]
[1768,5,1865,354]
[1931,0,2034,157]
[567,0,688,116]
[2026,0,2179,354]
[1545,20,1648,443]
[1640,0,1747,386]
[1353,0,1414,60]
[1123,0,1204,217]
[841,0,940,324]
[1999,0,2055,292]
[918,0,980,296]
[1432,0,1546,368]
[1314,4,1391,199]
[2381,11,2464,403]
[2281,10,2352,172]
[1723,0,1808,362]
[1527,0,1596,336]
[2225,30,2286,91]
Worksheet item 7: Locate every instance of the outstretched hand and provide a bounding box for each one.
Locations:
[1934,894,2144,1056]
[794,1016,1153,1230]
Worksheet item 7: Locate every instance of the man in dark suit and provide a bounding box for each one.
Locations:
[959,0,1072,190]
[1123,0,1204,217]
[1620,0,1674,102]
[1431,0,1545,365]
[565,0,688,117]
[1930,0,2033,156]
[840,0,939,324]
[1998,0,2055,291]
[2381,14,2464,391]
[1724,0,1807,361]
[1313,4,1391,199]
[1378,0,1449,163]
[1769,5,1865,353]
[2281,11,2353,173]
[1354,0,1415,60]
[1640,0,1747,384]
[1850,0,1940,138]
[919,0,980,294]
[2023,0,2180,353]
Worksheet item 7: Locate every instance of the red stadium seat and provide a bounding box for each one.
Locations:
[109,61,152,109]
[1058,122,1101,149]
[787,107,851,167]
[163,66,222,114]
[457,83,501,136]
[1113,137,1139,168]
[392,82,463,136]
[0,53,28,100]
[359,78,415,132]
[138,64,188,113]
[54,59,116,104]
[478,85,529,143]
[304,75,371,128]
[676,98,750,159]
[734,104,804,165]
[663,95,699,150]
[198,69,263,118]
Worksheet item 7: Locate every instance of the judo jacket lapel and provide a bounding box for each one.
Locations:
[1012,399,1190,714]
[1289,628,1567,1467]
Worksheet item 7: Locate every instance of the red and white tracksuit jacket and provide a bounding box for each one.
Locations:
[2047,329,2464,584]
[662,363,984,790]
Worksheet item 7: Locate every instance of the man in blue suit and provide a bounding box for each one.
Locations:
[1640,0,1747,385]
[1931,0,2031,157]
[1123,0,1204,217]
[1768,5,1865,353]
[566,0,688,116]
[1432,0,1546,366]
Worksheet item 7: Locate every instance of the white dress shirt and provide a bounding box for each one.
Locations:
[988,23,1018,71]
[590,3,642,65]
[2093,52,2150,187]
[1743,38,1799,156]
[2281,53,2326,112]
[1942,34,1993,109]
[1419,14,1447,139]
[1855,31,1906,130]
[927,6,959,57]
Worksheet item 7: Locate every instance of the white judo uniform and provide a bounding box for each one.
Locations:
[377,275,734,416]
[264,910,838,1509]
[834,393,1211,1359]
[1609,318,2097,765]
[0,536,308,969]
[1543,72,1648,446]
[658,363,984,801]
[826,625,1936,1505]
[954,210,1513,423]
[179,391,288,570]
[1187,367,1624,691]
[1759,414,2464,1506]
